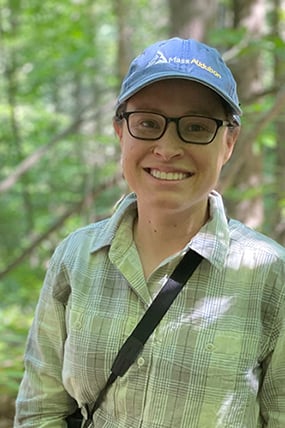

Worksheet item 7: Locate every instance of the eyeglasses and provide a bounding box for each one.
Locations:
[118,111,232,145]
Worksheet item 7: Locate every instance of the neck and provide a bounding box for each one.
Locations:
[134,201,209,278]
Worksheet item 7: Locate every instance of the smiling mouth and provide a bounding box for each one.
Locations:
[147,168,193,181]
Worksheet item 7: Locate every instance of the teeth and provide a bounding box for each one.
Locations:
[150,169,189,181]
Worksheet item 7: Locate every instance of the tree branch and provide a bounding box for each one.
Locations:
[219,86,285,192]
[0,113,84,194]
[0,172,123,280]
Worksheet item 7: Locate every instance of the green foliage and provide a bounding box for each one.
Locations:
[0,261,42,394]
[0,305,34,395]
[0,0,284,414]
[209,26,248,47]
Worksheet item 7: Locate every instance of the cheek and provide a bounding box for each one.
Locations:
[191,146,225,179]
[121,138,146,164]
[120,142,138,177]
[222,144,235,165]
[120,143,133,164]
[204,138,233,169]
[120,151,128,176]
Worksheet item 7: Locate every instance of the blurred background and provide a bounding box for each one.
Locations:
[0,0,284,425]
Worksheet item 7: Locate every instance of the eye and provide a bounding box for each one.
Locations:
[130,113,164,137]
[188,123,207,132]
[138,117,161,130]
[182,117,214,135]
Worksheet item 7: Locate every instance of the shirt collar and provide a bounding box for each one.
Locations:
[190,190,230,270]
[90,191,230,270]
[90,193,137,253]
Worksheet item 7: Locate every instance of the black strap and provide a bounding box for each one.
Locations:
[83,248,203,427]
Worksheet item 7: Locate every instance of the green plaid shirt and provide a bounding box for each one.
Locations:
[15,191,285,427]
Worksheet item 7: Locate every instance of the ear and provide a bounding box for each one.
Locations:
[223,126,240,165]
[113,119,123,141]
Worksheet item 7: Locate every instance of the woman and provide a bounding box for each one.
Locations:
[15,38,285,427]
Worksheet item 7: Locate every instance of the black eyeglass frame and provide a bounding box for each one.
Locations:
[117,111,234,145]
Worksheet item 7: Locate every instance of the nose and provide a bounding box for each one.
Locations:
[152,123,184,160]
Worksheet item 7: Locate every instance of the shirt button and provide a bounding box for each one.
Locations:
[74,321,82,330]
[137,357,145,367]
[205,343,215,351]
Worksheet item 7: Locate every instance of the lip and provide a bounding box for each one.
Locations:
[145,168,194,181]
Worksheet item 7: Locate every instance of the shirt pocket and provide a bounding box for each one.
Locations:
[202,331,261,393]
[64,307,145,416]
[67,309,126,358]
[159,323,261,396]
[64,308,142,382]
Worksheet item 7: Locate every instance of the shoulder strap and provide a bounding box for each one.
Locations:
[111,248,203,376]
[83,248,203,427]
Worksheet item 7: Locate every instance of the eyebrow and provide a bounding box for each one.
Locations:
[126,108,223,118]
[126,102,223,117]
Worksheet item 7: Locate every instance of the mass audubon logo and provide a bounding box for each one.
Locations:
[148,51,222,79]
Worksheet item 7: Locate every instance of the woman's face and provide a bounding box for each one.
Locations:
[114,79,239,217]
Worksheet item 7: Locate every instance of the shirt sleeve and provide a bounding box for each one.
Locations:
[259,277,285,427]
[14,244,77,427]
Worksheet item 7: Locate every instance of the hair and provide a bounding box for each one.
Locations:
[114,102,127,124]
[221,100,240,127]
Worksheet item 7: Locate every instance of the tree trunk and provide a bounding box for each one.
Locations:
[219,0,267,228]
[168,0,218,40]
[268,0,285,244]
[0,2,35,232]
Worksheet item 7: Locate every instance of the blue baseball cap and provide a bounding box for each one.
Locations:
[117,38,242,121]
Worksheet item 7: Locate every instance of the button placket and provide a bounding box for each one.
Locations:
[137,357,145,367]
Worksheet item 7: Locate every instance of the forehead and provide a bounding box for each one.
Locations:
[127,79,226,115]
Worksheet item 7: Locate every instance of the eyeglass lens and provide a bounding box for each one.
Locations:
[126,112,220,144]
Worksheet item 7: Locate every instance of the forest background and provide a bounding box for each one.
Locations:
[0,0,285,426]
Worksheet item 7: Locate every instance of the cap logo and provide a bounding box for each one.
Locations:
[147,52,222,80]
[147,51,168,66]
[191,58,222,79]
[148,50,194,66]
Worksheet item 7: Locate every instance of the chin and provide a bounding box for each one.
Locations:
[148,194,188,210]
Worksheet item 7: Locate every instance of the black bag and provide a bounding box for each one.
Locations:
[66,249,202,428]
[66,408,83,428]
